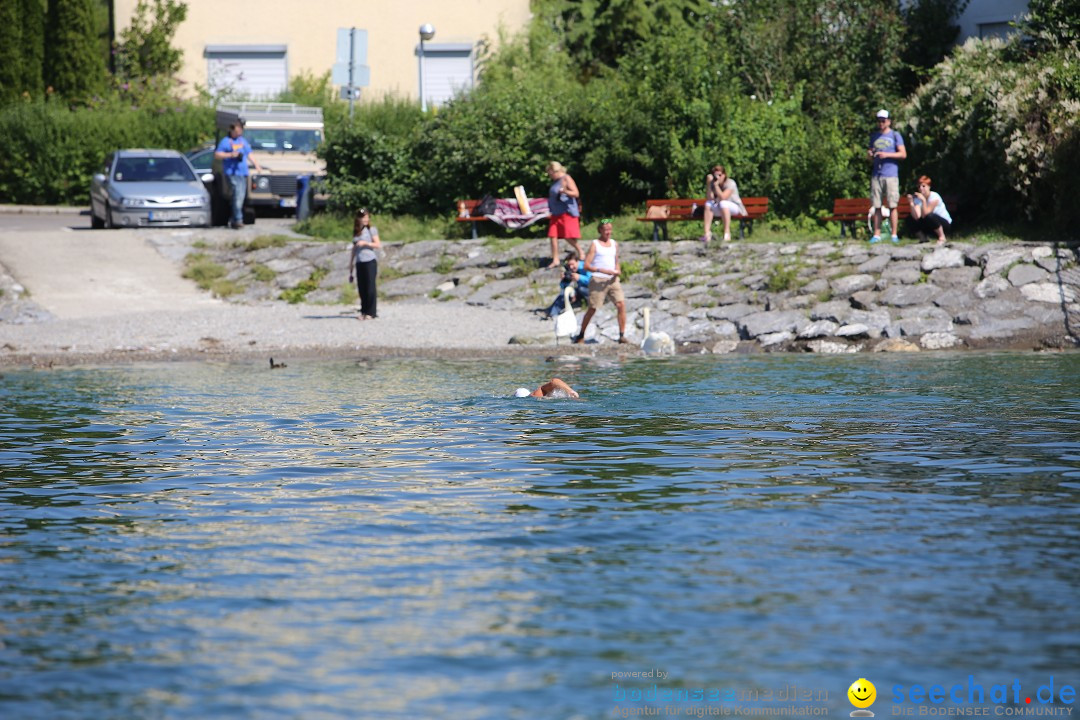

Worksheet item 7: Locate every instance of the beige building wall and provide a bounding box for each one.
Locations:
[114,0,532,100]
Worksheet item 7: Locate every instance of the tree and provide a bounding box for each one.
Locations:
[1016,0,1080,52]
[535,0,711,78]
[114,0,188,81]
[0,1,23,102]
[21,0,47,97]
[45,0,106,101]
[900,0,970,94]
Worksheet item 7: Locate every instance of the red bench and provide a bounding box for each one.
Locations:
[821,196,957,238]
[636,197,769,242]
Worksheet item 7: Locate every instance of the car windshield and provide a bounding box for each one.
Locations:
[246,129,322,152]
[113,157,196,183]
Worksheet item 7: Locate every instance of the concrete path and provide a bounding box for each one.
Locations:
[0,228,221,319]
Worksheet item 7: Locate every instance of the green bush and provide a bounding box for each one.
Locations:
[0,99,213,204]
[904,38,1080,226]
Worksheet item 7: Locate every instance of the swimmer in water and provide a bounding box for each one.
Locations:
[514,378,579,399]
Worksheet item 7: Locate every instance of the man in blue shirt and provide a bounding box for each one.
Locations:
[214,121,263,229]
[868,109,906,244]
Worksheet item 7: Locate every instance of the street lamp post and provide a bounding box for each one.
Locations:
[418,23,435,112]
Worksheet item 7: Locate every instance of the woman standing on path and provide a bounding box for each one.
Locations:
[348,208,381,320]
[545,161,582,268]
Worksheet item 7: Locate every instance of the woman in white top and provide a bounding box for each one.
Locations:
[703,164,746,244]
[348,208,381,319]
[574,219,629,344]
[907,175,953,245]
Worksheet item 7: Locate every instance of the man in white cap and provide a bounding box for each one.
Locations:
[514,378,579,399]
[868,109,906,244]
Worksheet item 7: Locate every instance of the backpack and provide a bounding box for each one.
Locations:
[472,194,497,217]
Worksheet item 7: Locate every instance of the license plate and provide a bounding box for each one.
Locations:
[279,198,297,208]
[149,211,180,220]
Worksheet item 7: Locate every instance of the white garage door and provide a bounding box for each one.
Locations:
[417,43,474,107]
[205,45,288,100]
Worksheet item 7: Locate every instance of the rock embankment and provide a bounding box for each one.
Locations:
[183,233,1080,353]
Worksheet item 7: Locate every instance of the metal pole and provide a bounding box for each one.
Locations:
[419,36,426,112]
[348,27,355,120]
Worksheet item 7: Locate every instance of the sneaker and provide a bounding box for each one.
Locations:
[869,235,881,244]
[573,334,585,345]
[618,335,631,344]
[890,235,900,244]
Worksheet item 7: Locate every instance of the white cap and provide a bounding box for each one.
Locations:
[514,388,531,398]
[876,109,889,119]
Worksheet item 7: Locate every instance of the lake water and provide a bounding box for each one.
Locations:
[1,353,1078,720]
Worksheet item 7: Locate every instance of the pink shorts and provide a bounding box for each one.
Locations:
[548,213,580,239]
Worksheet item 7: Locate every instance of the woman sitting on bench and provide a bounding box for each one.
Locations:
[703,164,746,244]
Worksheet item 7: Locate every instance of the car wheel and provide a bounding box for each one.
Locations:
[91,209,104,229]
[103,203,114,229]
[243,206,256,225]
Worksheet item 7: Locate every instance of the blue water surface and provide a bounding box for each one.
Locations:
[0,352,1078,719]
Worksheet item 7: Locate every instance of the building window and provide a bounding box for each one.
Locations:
[416,43,474,107]
[977,21,1014,39]
[205,45,288,100]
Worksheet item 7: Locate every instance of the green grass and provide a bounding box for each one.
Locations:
[766,262,803,293]
[182,252,243,297]
[182,252,226,287]
[502,256,537,279]
[295,212,461,243]
[433,255,456,275]
[279,267,329,304]
[251,264,276,282]
[239,235,290,252]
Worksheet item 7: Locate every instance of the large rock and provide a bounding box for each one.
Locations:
[881,263,922,284]
[831,274,877,297]
[933,288,977,314]
[857,254,892,274]
[898,316,954,336]
[974,275,1010,299]
[850,290,879,310]
[984,247,1026,276]
[879,284,941,307]
[889,245,923,260]
[710,339,740,354]
[847,309,893,336]
[758,331,795,347]
[930,266,981,287]
[874,338,920,352]
[1020,283,1077,304]
[380,272,445,297]
[806,339,860,353]
[466,277,530,305]
[966,316,1037,340]
[836,323,870,337]
[797,320,840,338]
[1008,264,1051,287]
[810,300,853,323]
[708,303,759,321]
[738,310,807,338]
[921,332,962,349]
[802,278,830,294]
[922,247,965,271]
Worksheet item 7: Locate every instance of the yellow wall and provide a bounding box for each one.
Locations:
[114,0,532,100]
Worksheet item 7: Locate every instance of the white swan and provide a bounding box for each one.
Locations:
[554,287,577,343]
[641,307,675,355]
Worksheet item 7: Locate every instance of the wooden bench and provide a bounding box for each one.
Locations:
[821,196,957,238]
[455,199,490,240]
[635,197,769,242]
[454,198,559,239]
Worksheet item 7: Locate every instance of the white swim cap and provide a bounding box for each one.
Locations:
[514,388,531,398]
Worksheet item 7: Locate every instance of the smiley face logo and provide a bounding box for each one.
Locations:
[848,678,877,709]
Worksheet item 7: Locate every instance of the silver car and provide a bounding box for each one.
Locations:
[90,149,212,228]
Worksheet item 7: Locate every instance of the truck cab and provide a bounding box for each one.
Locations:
[212,103,328,223]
